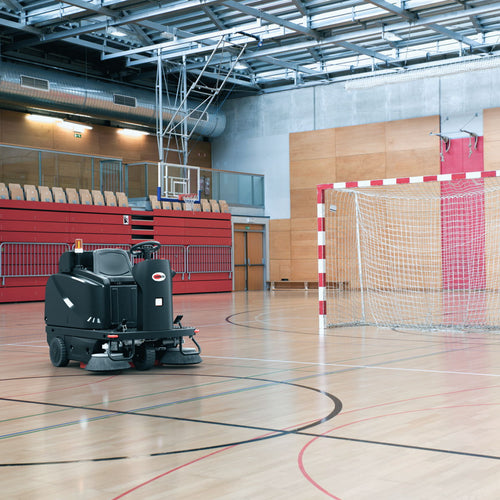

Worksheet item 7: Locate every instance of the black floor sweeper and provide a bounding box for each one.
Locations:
[45,240,201,371]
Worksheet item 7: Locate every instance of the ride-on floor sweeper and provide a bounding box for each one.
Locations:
[45,240,201,371]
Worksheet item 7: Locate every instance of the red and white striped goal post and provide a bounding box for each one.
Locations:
[317,169,500,331]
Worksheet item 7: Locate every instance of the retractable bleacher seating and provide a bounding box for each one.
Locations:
[0,183,8,200]
[91,190,105,206]
[116,192,129,207]
[38,186,53,202]
[209,200,220,213]
[149,195,161,210]
[200,199,211,212]
[23,185,39,201]
[9,183,24,200]
[79,189,92,205]
[52,187,67,203]
[104,191,117,207]
[219,200,230,213]
[66,188,80,204]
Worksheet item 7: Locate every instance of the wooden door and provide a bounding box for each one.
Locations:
[233,224,265,291]
[234,231,247,291]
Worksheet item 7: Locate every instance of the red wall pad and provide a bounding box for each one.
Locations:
[0,200,233,302]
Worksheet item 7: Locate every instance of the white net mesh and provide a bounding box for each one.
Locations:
[181,194,197,211]
[324,177,500,330]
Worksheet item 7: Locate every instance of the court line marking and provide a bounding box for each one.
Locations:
[298,402,500,499]
[202,355,500,377]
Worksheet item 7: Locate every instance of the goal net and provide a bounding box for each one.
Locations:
[318,171,500,331]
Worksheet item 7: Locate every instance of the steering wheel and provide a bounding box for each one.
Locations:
[130,241,161,260]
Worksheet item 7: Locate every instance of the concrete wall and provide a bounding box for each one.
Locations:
[212,66,500,220]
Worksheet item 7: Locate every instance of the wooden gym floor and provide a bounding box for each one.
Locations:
[1,290,500,499]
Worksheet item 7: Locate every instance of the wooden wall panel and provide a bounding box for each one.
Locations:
[0,108,211,171]
[269,219,291,281]
[291,259,318,282]
[53,126,96,155]
[290,188,317,219]
[336,122,386,156]
[484,108,500,170]
[277,115,442,286]
[269,219,291,261]
[290,230,317,261]
[335,153,386,183]
[269,260,287,282]
[290,157,335,190]
[12,116,55,150]
[290,128,335,160]
[483,147,500,170]
[385,148,439,178]
[484,108,500,142]
[385,116,439,151]
[290,217,316,232]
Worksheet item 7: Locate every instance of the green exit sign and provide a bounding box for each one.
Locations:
[74,132,82,138]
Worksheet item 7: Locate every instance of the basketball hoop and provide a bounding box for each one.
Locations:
[179,193,197,211]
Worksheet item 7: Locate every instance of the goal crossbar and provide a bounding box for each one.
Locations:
[318,169,500,332]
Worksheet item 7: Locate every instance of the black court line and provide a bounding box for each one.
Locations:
[1,394,499,466]
[1,372,499,467]
[322,434,500,461]
[0,377,342,467]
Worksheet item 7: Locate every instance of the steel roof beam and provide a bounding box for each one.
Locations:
[2,0,22,11]
[188,68,260,89]
[366,0,481,48]
[222,0,320,40]
[426,22,481,48]
[55,0,116,17]
[22,0,228,42]
[290,0,308,17]
[0,17,41,34]
[365,0,418,21]
[202,5,226,30]
[336,40,399,64]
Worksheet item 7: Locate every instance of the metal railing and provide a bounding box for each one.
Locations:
[186,245,232,278]
[0,242,71,285]
[1,242,232,284]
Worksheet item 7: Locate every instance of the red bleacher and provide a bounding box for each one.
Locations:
[0,196,232,302]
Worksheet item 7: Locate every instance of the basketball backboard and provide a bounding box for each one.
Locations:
[157,162,201,202]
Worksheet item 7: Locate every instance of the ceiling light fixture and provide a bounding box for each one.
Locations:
[234,61,249,70]
[108,26,128,37]
[58,121,93,132]
[27,114,61,124]
[117,128,149,137]
[383,31,403,42]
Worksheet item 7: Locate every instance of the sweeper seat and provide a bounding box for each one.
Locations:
[91,249,133,281]
[59,248,134,283]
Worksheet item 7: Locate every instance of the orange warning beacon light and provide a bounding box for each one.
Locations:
[75,238,83,253]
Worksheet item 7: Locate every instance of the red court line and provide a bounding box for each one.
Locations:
[112,445,237,499]
[298,385,499,499]
[112,416,321,499]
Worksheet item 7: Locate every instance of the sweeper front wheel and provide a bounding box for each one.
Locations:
[133,344,156,371]
[49,337,69,367]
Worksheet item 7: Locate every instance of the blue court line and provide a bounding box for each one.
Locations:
[0,340,490,439]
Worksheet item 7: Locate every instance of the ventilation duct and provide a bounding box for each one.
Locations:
[0,61,226,137]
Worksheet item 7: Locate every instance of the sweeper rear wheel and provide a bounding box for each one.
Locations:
[49,337,69,367]
[133,344,156,371]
